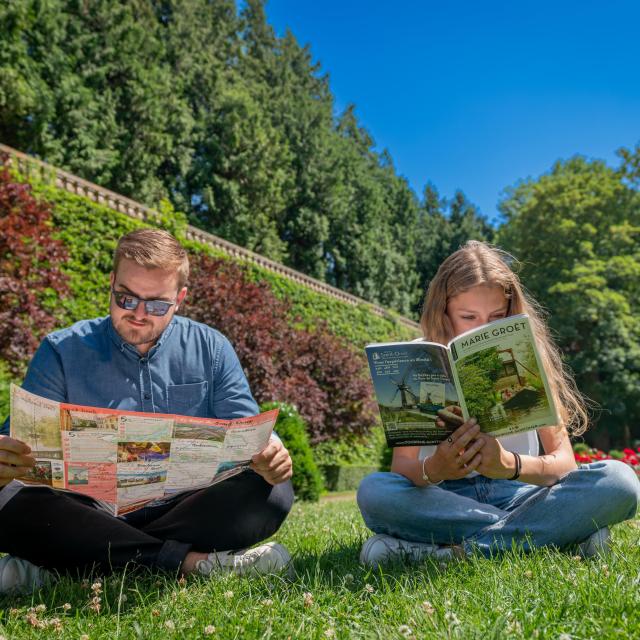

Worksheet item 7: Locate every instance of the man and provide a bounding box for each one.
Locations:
[0,229,294,593]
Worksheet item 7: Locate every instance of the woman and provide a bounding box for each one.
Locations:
[357,241,640,566]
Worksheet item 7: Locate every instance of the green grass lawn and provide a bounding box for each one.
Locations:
[1,497,638,639]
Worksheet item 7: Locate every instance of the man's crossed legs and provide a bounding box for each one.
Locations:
[0,471,294,593]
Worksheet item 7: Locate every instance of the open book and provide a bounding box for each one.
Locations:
[9,385,277,515]
[365,315,558,447]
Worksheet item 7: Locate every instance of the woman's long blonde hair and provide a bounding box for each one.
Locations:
[420,241,588,436]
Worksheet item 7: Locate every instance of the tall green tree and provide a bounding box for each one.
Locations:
[1,0,454,315]
[413,185,493,315]
[498,156,640,448]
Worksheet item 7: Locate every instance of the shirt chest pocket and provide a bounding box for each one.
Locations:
[167,381,209,416]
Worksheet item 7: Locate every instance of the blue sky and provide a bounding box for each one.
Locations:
[264,1,640,223]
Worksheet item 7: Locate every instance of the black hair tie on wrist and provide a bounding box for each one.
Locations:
[508,451,521,481]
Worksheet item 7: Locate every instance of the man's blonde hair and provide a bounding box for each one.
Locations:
[420,240,588,436]
[113,229,189,289]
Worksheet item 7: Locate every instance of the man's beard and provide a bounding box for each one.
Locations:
[113,315,161,348]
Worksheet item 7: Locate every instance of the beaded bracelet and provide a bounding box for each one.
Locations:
[422,457,443,485]
[508,451,522,481]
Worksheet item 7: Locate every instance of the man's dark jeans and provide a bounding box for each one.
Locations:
[0,471,294,574]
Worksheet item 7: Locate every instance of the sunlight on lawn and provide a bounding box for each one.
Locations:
[1,497,639,639]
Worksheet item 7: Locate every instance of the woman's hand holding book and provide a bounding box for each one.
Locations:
[427,409,486,482]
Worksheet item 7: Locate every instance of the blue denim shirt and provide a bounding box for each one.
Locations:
[1,315,259,435]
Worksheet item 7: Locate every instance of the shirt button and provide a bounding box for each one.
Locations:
[140,358,147,364]
[144,393,151,400]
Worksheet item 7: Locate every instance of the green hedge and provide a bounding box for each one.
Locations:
[312,426,388,468]
[21,170,418,346]
[320,464,379,492]
[261,401,324,502]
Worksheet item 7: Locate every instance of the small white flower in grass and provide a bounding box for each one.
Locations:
[506,620,522,635]
[343,573,354,584]
[62,603,72,611]
[558,634,572,640]
[35,604,47,613]
[164,620,176,631]
[224,590,234,599]
[261,598,274,606]
[445,611,460,627]
[324,628,336,638]
[524,570,533,578]
[398,624,413,638]
[364,583,375,593]
[48,617,63,632]
[204,625,216,635]
[422,601,435,615]
[25,613,44,629]
[89,596,101,614]
[602,564,610,577]
[80,635,90,640]
[91,581,102,592]
[303,592,314,607]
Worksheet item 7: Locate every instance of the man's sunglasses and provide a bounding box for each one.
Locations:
[111,289,176,317]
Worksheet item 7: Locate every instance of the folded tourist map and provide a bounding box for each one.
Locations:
[9,385,277,514]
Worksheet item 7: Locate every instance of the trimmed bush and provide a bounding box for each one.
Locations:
[186,254,377,442]
[261,402,324,502]
[320,465,379,492]
[312,426,388,467]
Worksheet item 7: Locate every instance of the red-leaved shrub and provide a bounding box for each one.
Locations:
[185,255,376,442]
[0,164,69,376]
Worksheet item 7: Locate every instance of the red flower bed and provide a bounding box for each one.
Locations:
[574,446,640,475]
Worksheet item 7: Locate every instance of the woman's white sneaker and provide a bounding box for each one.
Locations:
[195,542,293,578]
[360,534,461,568]
[0,556,54,594]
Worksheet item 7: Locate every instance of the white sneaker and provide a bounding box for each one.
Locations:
[195,542,293,578]
[360,534,462,568]
[577,527,611,559]
[0,556,54,594]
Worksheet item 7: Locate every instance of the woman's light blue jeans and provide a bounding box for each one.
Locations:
[357,460,640,557]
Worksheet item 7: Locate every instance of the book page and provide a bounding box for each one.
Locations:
[365,342,460,446]
[449,315,559,435]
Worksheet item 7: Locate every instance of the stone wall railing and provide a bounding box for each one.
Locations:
[0,142,419,331]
